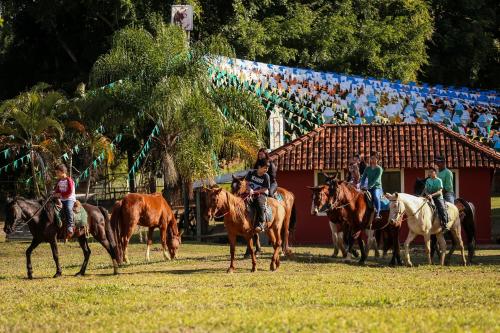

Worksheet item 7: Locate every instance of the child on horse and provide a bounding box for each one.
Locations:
[53,164,76,238]
[254,148,278,197]
[424,165,449,231]
[360,152,384,220]
[245,158,271,233]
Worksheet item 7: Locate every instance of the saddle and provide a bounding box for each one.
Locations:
[362,190,390,211]
[54,201,89,238]
[246,196,273,224]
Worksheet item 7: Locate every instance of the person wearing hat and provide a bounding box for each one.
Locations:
[360,151,383,221]
[424,165,449,231]
[435,155,454,203]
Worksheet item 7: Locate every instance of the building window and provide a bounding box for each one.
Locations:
[381,169,403,193]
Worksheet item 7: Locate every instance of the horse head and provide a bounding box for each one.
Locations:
[203,186,224,220]
[167,224,182,259]
[307,185,330,215]
[230,175,247,196]
[386,193,404,225]
[4,197,23,234]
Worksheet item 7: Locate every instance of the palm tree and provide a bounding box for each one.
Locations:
[90,20,266,203]
[0,84,65,197]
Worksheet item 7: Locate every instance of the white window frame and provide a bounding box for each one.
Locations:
[313,170,344,216]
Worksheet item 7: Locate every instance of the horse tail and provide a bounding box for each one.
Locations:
[98,206,118,261]
[110,201,124,264]
[457,198,476,262]
[289,202,297,232]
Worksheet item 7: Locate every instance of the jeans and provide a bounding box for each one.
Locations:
[253,195,267,225]
[62,200,75,231]
[269,182,278,197]
[369,188,382,216]
[433,197,449,228]
[443,191,455,204]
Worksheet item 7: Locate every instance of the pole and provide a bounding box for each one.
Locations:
[196,189,202,242]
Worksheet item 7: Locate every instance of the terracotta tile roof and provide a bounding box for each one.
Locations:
[270,123,500,170]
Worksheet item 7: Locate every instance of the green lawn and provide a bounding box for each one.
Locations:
[0,229,499,333]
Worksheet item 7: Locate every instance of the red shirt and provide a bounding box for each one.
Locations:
[54,177,76,201]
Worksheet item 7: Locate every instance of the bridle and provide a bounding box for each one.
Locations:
[7,195,53,232]
[388,196,429,224]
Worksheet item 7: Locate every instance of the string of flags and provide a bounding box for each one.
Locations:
[74,133,123,187]
[0,153,30,175]
[128,125,160,178]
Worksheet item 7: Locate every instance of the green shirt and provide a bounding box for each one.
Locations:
[425,177,443,199]
[438,168,453,192]
[360,165,383,189]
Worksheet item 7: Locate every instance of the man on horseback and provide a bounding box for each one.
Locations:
[360,152,384,221]
[424,165,449,231]
[53,164,76,238]
[254,148,278,197]
[435,155,454,204]
[245,158,271,233]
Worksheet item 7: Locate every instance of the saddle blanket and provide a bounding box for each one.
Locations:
[54,204,88,228]
[364,191,390,211]
[247,203,273,223]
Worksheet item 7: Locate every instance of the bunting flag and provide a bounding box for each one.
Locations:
[128,125,160,178]
[0,153,30,175]
[74,133,124,187]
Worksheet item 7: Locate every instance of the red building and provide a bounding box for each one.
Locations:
[269,123,500,244]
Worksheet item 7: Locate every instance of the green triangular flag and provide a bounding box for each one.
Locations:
[62,153,69,161]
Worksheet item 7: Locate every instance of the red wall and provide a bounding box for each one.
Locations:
[279,168,493,245]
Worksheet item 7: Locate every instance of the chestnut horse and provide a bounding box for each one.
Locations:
[203,186,286,272]
[308,185,390,259]
[230,176,297,256]
[3,197,119,278]
[326,179,402,265]
[110,193,181,264]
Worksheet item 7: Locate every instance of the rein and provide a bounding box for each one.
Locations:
[12,195,54,231]
[390,197,430,224]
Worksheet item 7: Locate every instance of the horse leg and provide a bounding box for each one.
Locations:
[255,234,262,255]
[449,222,467,266]
[160,225,170,261]
[357,236,367,265]
[96,236,119,275]
[246,236,257,272]
[329,221,339,257]
[337,231,347,257]
[393,228,403,266]
[267,228,280,271]
[423,233,432,265]
[227,233,236,273]
[49,239,62,278]
[404,230,417,267]
[344,227,354,262]
[26,238,42,279]
[146,227,154,262]
[76,236,91,276]
[436,233,447,266]
[366,229,379,258]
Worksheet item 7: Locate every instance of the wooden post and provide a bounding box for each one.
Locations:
[196,189,202,242]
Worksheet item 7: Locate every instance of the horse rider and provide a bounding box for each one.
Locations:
[360,151,384,221]
[254,148,278,197]
[347,156,361,189]
[424,165,449,231]
[435,155,454,204]
[53,164,76,238]
[245,158,271,233]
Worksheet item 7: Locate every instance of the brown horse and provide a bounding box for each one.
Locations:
[203,186,286,272]
[110,193,181,265]
[231,176,297,256]
[3,197,119,278]
[325,179,402,265]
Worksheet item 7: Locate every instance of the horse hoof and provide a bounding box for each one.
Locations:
[227,268,234,274]
[53,272,62,278]
[27,274,33,280]
[358,260,366,266]
[74,272,85,277]
[251,268,256,273]
[243,254,251,259]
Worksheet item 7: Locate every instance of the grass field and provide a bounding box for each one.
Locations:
[0,227,499,333]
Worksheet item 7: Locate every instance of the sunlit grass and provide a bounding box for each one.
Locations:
[0,225,499,333]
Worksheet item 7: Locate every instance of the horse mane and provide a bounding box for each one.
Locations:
[224,189,248,223]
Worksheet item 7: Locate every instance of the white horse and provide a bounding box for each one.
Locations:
[385,193,466,266]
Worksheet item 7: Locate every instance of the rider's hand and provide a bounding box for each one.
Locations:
[249,189,254,195]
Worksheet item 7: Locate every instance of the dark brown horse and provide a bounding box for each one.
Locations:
[324,179,402,265]
[3,197,119,279]
[204,186,286,272]
[110,193,181,265]
[231,176,297,256]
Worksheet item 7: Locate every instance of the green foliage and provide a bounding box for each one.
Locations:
[422,0,500,89]
[91,21,266,183]
[224,0,433,82]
